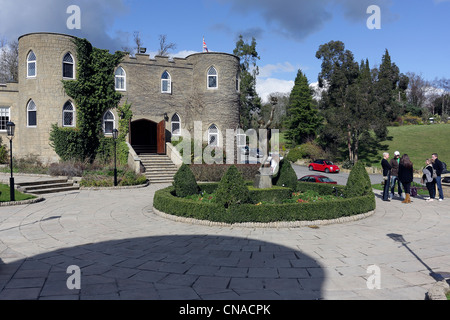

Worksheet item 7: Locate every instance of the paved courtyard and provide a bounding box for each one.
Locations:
[0,172,449,300]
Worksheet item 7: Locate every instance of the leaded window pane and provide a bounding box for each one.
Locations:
[172,123,180,135]
[104,111,114,121]
[171,114,180,122]
[28,51,36,61]
[208,76,217,88]
[115,77,125,90]
[162,71,170,80]
[0,107,10,131]
[27,100,36,111]
[208,67,217,76]
[162,80,170,92]
[63,62,74,78]
[209,134,218,146]
[28,62,36,77]
[63,53,74,63]
[64,112,74,127]
[28,111,37,127]
[104,121,114,134]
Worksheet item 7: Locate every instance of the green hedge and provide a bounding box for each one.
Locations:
[296,182,345,195]
[153,184,376,224]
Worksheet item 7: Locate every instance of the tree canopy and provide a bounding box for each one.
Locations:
[233,35,262,130]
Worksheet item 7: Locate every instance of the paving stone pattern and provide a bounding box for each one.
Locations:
[0,173,449,300]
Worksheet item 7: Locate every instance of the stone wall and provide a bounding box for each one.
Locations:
[0,32,241,163]
[119,52,240,148]
[0,83,18,148]
[16,33,78,162]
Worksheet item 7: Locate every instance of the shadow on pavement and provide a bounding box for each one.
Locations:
[387,233,450,282]
[0,235,324,300]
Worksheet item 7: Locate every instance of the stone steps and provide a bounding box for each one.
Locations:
[140,154,178,184]
[17,179,80,195]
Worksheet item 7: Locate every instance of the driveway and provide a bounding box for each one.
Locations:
[0,173,449,300]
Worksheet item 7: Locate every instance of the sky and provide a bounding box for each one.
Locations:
[0,0,449,102]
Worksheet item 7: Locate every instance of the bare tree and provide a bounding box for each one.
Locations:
[0,38,19,83]
[406,72,429,109]
[157,34,176,57]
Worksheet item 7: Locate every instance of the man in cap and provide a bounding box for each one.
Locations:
[390,151,404,200]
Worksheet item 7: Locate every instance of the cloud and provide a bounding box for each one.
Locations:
[256,78,294,103]
[217,0,395,41]
[0,0,129,51]
[258,62,298,78]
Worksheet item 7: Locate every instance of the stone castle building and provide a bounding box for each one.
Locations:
[0,32,241,162]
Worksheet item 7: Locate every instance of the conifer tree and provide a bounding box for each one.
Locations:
[285,70,322,146]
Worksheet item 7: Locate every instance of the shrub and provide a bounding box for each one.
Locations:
[0,137,8,164]
[215,165,251,208]
[49,125,84,162]
[189,164,260,182]
[48,161,84,177]
[120,170,147,186]
[285,147,305,163]
[13,154,47,174]
[172,163,199,197]
[299,142,327,161]
[80,169,147,187]
[272,159,298,190]
[344,161,373,198]
[248,186,292,204]
[153,186,376,224]
[97,137,129,166]
[297,181,345,196]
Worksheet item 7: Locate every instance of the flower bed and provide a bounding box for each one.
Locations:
[153,182,376,225]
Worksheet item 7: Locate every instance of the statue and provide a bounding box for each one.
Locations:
[254,97,280,189]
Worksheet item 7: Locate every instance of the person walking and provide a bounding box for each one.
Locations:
[389,151,403,200]
[398,154,414,204]
[432,153,444,201]
[422,159,436,202]
[381,152,392,201]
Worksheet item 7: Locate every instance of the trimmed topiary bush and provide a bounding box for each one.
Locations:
[172,163,199,198]
[215,165,251,208]
[272,159,298,190]
[344,161,373,198]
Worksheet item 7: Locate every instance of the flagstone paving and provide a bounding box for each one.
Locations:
[0,173,449,300]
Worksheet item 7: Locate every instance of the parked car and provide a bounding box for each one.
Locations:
[308,159,340,173]
[298,175,337,184]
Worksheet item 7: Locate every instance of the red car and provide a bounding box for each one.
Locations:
[308,159,340,173]
[298,175,337,184]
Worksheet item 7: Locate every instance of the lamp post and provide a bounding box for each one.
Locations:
[6,122,15,202]
[112,129,119,187]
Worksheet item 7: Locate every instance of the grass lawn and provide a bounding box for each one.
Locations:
[371,124,450,169]
[0,183,37,202]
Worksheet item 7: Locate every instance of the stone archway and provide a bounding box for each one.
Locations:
[130,119,166,155]
[130,119,157,154]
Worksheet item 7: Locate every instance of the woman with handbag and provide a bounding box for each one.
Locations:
[399,154,414,204]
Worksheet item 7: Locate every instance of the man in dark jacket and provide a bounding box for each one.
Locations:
[389,151,403,200]
[432,153,444,201]
[381,152,391,201]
